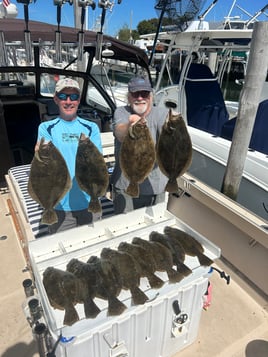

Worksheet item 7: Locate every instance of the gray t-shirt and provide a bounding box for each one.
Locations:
[111,105,169,195]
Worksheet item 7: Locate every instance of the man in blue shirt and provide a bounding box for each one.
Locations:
[36,78,102,233]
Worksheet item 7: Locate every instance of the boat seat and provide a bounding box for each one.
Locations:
[185,63,229,136]
[221,99,268,155]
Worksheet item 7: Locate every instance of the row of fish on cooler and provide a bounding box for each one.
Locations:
[121,109,192,197]
[27,133,109,225]
[42,225,213,327]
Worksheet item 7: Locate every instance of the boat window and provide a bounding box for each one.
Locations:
[40,73,83,97]
[0,73,35,97]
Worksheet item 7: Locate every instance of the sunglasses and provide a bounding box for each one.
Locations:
[130,91,150,98]
[56,93,80,101]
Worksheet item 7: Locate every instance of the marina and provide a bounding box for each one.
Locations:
[0,1,268,356]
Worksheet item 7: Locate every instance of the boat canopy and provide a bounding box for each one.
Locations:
[0,18,149,70]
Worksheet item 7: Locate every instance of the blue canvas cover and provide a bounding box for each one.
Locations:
[221,99,268,155]
[185,63,229,136]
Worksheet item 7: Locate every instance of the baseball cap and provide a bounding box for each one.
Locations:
[128,76,152,93]
[55,78,81,94]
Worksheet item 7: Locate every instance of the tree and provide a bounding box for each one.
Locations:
[137,18,159,35]
[117,24,139,42]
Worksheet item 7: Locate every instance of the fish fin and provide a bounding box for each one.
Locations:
[197,253,214,267]
[165,180,179,193]
[88,199,102,213]
[177,263,192,277]
[130,286,149,305]
[41,209,58,225]
[63,304,79,326]
[167,268,184,284]
[84,299,101,318]
[125,183,139,197]
[107,297,127,316]
[147,274,165,289]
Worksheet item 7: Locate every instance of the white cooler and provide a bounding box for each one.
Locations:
[28,202,221,357]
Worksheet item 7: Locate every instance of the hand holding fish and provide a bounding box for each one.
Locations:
[129,114,147,126]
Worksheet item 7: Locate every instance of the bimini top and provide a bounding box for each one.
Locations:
[0,18,149,70]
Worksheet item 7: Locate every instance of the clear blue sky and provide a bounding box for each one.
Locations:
[13,0,268,36]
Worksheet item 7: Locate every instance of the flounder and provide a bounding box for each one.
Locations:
[118,241,165,289]
[156,109,192,193]
[87,255,127,316]
[28,137,71,225]
[100,247,149,305]
[149,231,192,277]
[132,237,183,283]
[75,133,109,213]
[120,122,156,197]
[164,226,213,266]
[43,267,79,326]
[66,258,101,318]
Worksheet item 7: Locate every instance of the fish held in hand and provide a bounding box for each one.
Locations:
[43,267,79,326]
[120,122,156,197]
[156,109,192,193]
[28,138,71,225]
[75,133,109,213]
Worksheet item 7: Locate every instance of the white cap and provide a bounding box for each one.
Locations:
[55,78,80,94]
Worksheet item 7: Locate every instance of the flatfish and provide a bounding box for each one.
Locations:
[43,267,79,326]
[132,237,183,283]
[100,247,149,305]
[149,231,192,277]
[28,137,71,225]
[164,226,213,266]
[66,258,101,318]
[75,133,109,213]
[118,241,165,289]
[156,109,192,193]
[87,255,127,316]
[120,122,156,197]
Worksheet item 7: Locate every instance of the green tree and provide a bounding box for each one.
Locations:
[118,24,139,42]
[137,18,159,35]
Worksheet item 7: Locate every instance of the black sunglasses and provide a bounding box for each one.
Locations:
[56,93,80,101]
[130,91,150,98]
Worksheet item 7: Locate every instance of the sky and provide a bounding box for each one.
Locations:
[11,0,268,36]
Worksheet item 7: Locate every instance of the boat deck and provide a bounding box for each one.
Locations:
[0,187,267,357]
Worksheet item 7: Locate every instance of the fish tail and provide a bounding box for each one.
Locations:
[177,263,192,277]
[41,209,58,225]
[130,287,149,305]
[84,299,101,318]
[147,274,165,289]
[88,199,102,213]
[167,268,184,284]
[63,305,79,326]
[198,253,214,267]
[165,180,179,193]
[125,183,139,197]
[107,297,127,316]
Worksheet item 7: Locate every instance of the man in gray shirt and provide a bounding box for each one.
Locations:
[111,76,169,214]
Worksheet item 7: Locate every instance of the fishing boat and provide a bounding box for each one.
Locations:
[0,1,267,357]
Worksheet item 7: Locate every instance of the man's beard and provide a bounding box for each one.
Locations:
[132,101,148,115]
